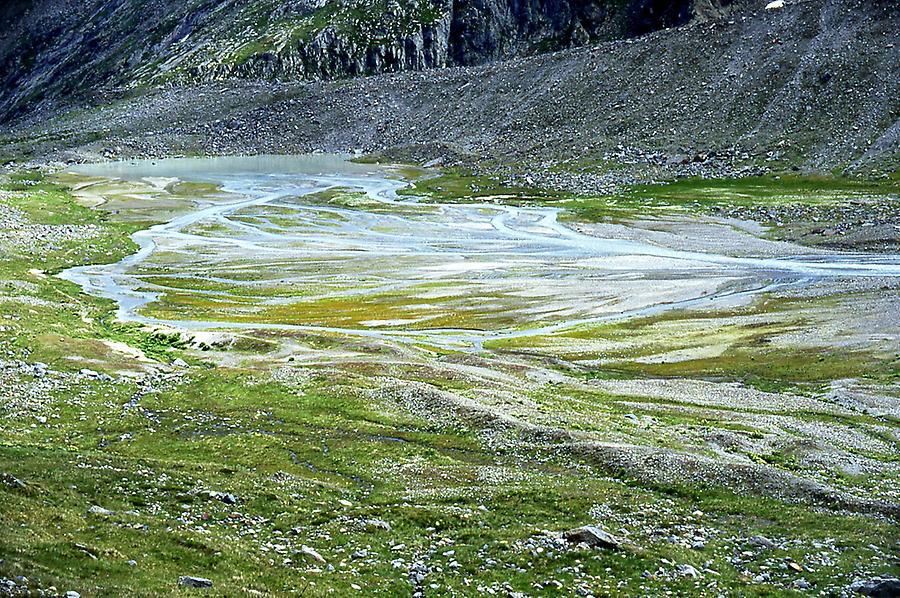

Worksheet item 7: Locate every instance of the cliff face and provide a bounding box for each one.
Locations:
[0,0,740,122]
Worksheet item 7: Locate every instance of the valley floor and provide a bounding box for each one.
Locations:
[0,162,898,597]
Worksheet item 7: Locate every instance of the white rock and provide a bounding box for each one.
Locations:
[765,0,784,9]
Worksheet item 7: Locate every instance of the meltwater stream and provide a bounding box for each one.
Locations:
[59,155,900,350]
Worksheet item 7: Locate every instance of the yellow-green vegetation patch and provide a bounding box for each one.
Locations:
[561,174,900,223]
[488,295,898,393]
[298,186,439,214]
[398,168,576,204]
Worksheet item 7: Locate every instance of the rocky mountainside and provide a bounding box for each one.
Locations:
[2,0,896,179]
[0,0,743,122]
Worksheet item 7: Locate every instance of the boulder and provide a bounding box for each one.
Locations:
[363,518,392,532]
[850,578,900,598]
[676,564,702,578]
[178,576,213,589]
[200,490,238,505]
[563,525,620,549]
[0,473,26,489]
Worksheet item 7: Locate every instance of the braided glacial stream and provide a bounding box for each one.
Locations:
[59,155,900,351]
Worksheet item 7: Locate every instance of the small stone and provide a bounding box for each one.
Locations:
[65,592,80,598]
[88,505,113,516]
